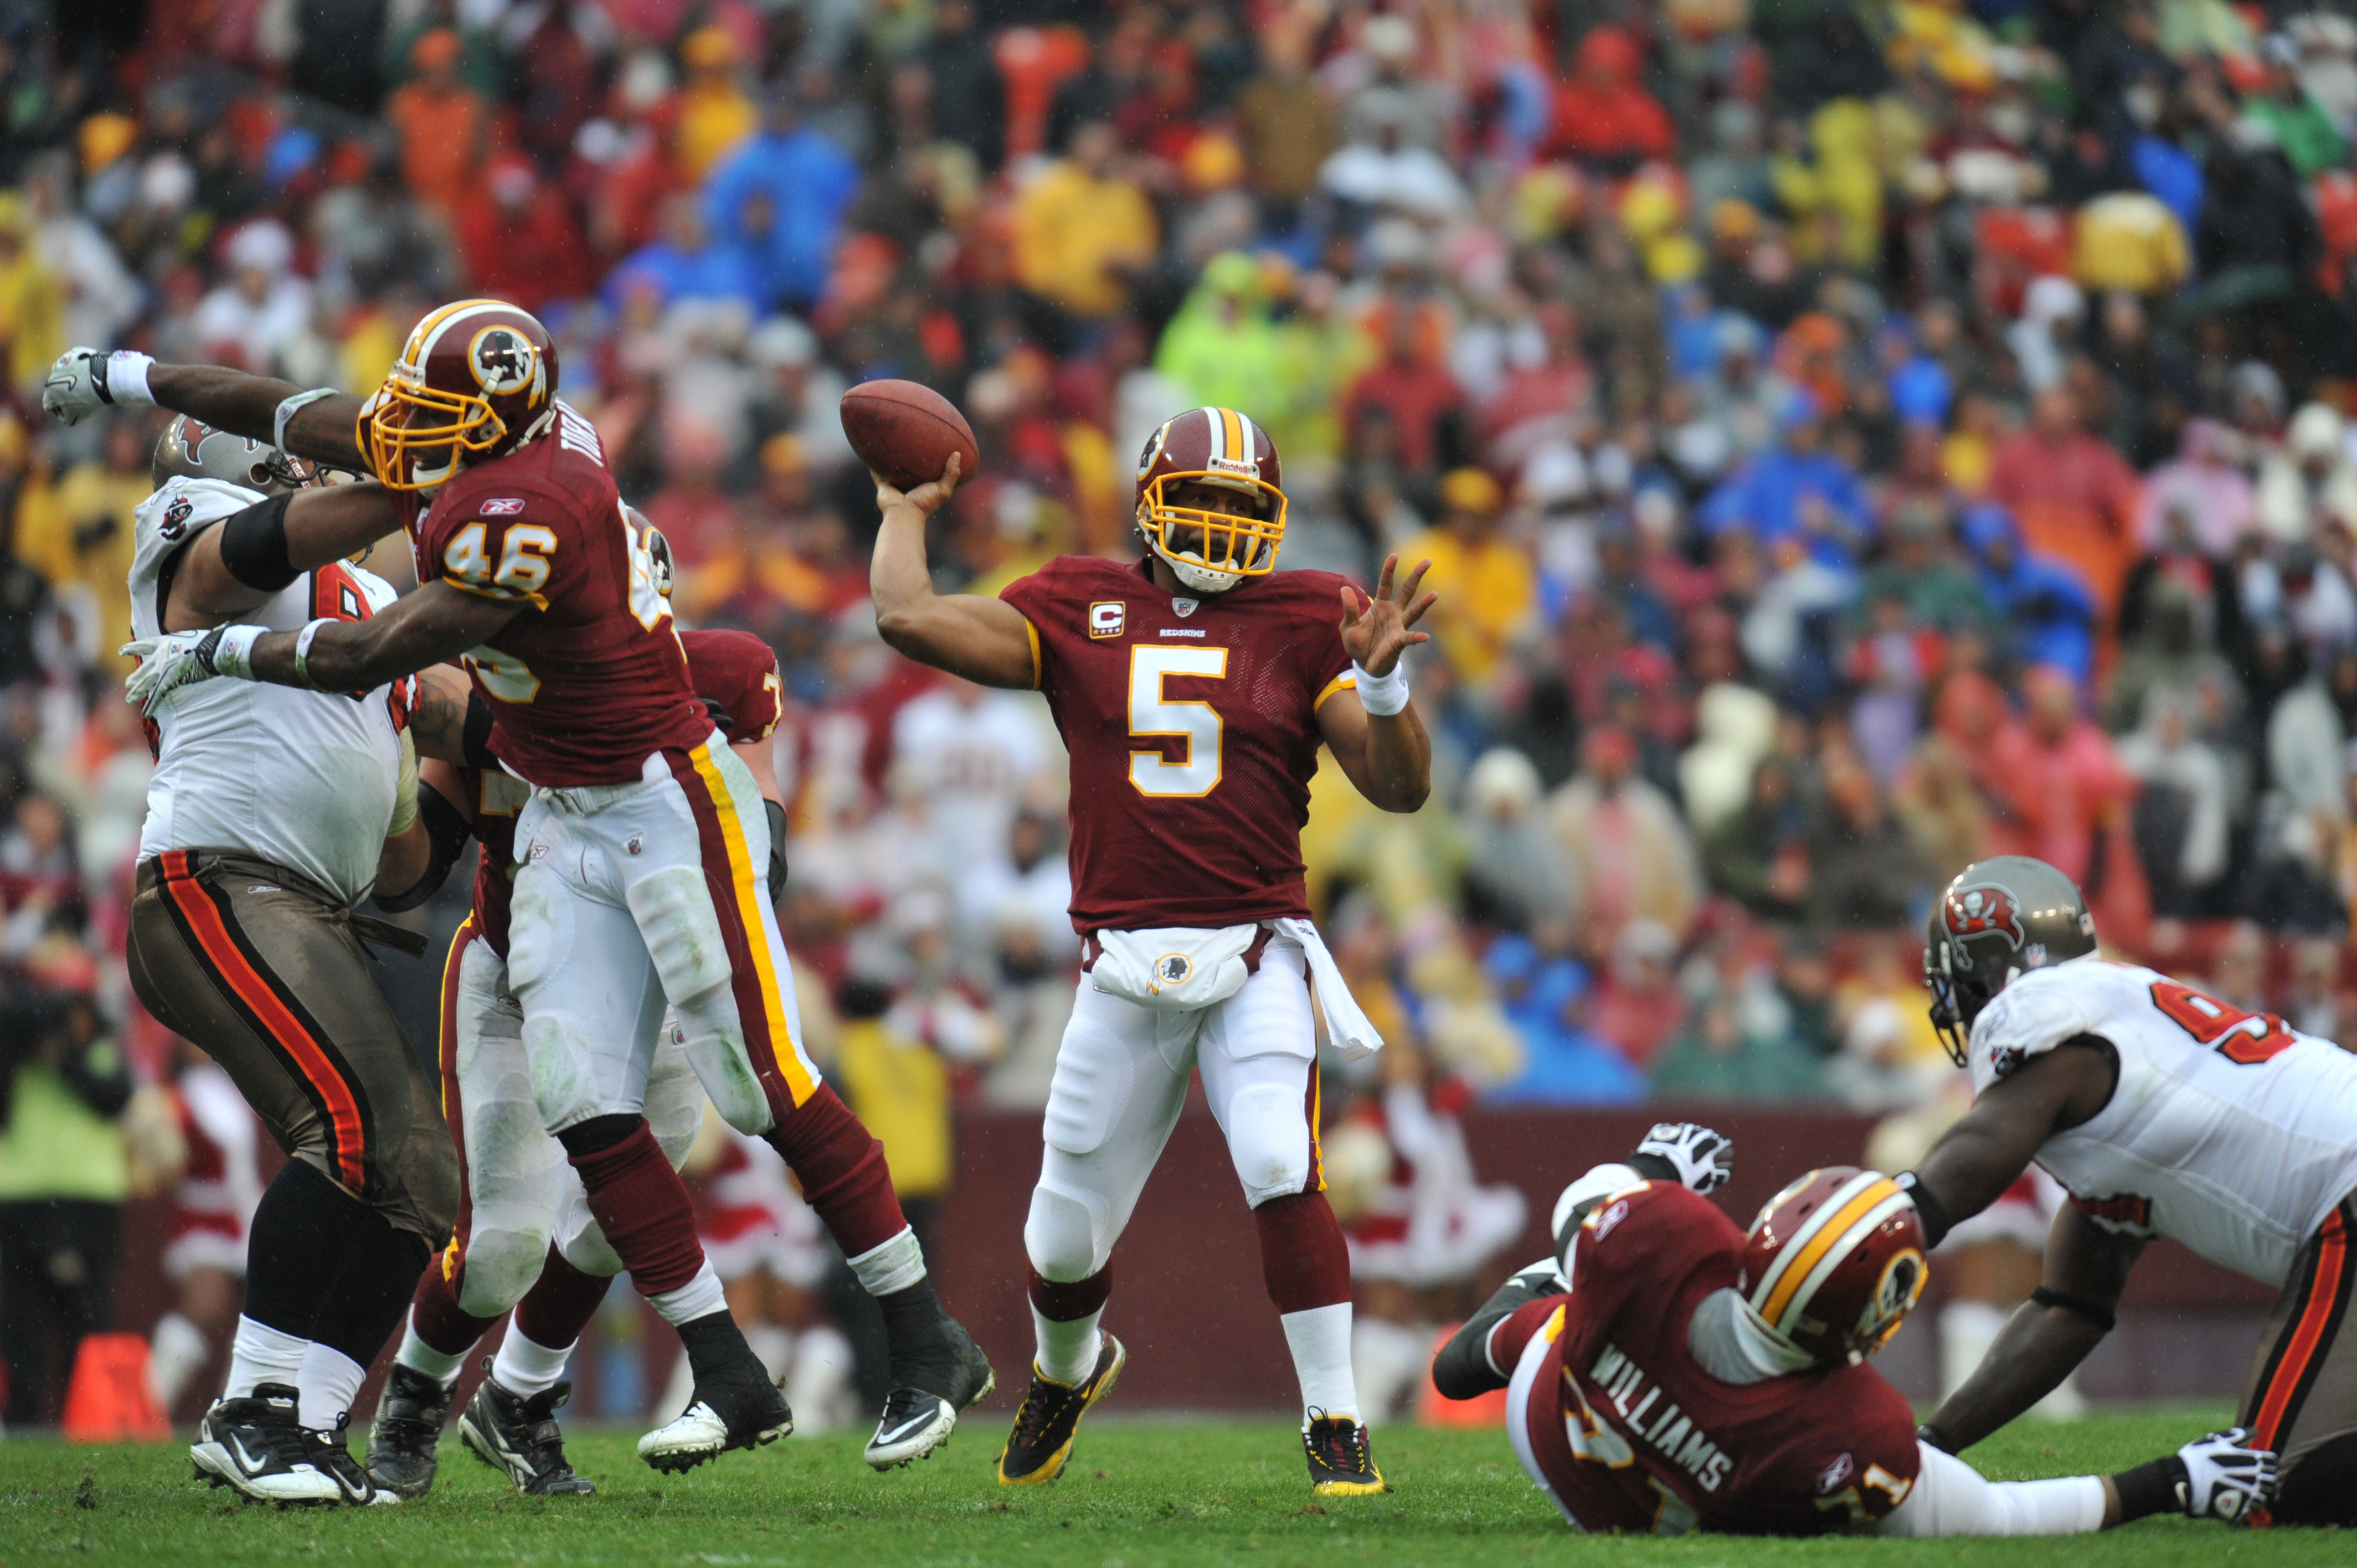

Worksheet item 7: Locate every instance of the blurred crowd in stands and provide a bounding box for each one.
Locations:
[6,0,2357,1421]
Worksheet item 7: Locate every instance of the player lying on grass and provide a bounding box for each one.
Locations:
[1432,1123,2276,1536]
[1896,855,2357,1526]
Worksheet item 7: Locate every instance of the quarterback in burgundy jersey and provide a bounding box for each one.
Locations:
[1432,1127,2277,1536]
[870,404,1436,1495]
[59,303,989,1476]
[361,625,788,1497]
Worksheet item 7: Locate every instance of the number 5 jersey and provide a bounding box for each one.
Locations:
[998,555,1358,933]
[1968,957,2357,1287]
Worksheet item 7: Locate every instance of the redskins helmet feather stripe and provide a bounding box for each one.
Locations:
[359,298,558,491]
[1135,405,1286,594]
[1741,1167,1927,1364]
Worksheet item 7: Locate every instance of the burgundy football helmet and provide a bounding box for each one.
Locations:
[1134,405,1287,592]
[1923,855,2097,1066]
[359,298,559,491]
[1742,1167,1927,1364]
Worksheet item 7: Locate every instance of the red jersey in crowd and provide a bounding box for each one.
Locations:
[998,555,1356,932]
[1493,1182,1920,1535]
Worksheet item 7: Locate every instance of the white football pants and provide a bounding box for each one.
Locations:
[440,922,705,1318]
[1026,935,1324,1283]
[507,734,825,1139]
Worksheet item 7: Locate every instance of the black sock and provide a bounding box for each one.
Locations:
[676,1309,761,1380]
[309,1214,430,1370]
[2110,1455,2189,1522]
[877,1278,948,1369]
[243,1160,368,1335]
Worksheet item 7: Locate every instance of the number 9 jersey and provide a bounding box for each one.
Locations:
[400,400,711,786]
[1968,957,2357,1288]
[997,555,1358,932]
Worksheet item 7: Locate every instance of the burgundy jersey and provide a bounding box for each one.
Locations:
[460,628,783,956]
[400,405,709,785]
[998,556,1356,931]
[1511,1183,1920,1536]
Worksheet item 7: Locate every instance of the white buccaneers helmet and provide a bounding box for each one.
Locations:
[1135,405,1288,594]
[151,415,317,494]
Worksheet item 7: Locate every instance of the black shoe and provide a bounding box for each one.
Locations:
[1303,1410,1387,1496]
[364,1363,452,1498]
[867,1314,996,1469]
[995,1334,1124,1487]
[309,1414,399,1507]
[637,1321,792,1474]
[459,1369,596,1496]
[191,1384,344,1505]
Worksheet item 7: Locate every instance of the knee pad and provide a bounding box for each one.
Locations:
[524,1014,610,1134]
[1042,1017,1135,1158]
[624,864,734,1008]
[553,1179,624,1278]
[678,1022,776,1137]
[643,1028,712,1164]
[1224,1083,1312,1206]
[1024,1180,1106,1282]
[454,1220,553,1319]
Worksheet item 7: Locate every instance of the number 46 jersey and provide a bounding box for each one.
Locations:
[999,555,1357,933]
[400,401,711,786]
[1969,958,2357,1288]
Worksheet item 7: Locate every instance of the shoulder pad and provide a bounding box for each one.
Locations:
[1968,965,2097,1094]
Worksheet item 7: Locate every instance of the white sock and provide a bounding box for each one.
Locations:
[785,1324,853,1435]
[647,1262,727,1327]
[296,1342,367,1430]
[745,1324,795,1384]
[150,1312,213,1410]
[394,1310,469,1387]
[223,1316,308,1401]
[1350,1317,1432,1428]
[1033,1302,1104,1385]
[1939,1301,2009,1404]
[847,1227,926,1296]
[1282,1302,1361,1424]
[489,1325,574,1399]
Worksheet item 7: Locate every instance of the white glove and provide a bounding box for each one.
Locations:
[2175,1428,2276,1522]
[42,347,154,425]
[121,625,264,714]
[1634,1122,1735,1195]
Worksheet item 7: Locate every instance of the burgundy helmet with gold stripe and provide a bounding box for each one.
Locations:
[1134,405,1287,593]
[1741,1167,1927,1364]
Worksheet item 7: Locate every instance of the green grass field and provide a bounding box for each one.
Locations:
[0,1409,2344,1566]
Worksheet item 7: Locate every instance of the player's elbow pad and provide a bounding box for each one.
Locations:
[765,798,789,904]
[375,780,471,913]
[218,492,298,591]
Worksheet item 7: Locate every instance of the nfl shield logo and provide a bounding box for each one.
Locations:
[1172,598,1198,617]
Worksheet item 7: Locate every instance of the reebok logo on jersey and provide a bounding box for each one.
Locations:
[1088,602,1125,639]
[481,498,527,515]
[1817,1453,1855,1494]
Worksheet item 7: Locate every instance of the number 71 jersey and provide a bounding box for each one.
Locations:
[401,401,711,786]
[999,555,1358,933]
[1969,958,2357,1288]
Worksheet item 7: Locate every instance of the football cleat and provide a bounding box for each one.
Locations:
[458,1370,595,1495]
[188,1384,354,1506]
[309,1416,400,1506]
[636,1365,791,1474]
[996,1334,1125,1486]
[364,1362,452,1498]
[1303,1410,1388,1496]
[867,1316,996,1470]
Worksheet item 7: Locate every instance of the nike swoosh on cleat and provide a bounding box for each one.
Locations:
[873,1407,945,1448]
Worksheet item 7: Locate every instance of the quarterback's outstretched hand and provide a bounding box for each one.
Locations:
[1631,1122,1735,1195]
[1339,553,1436,678]
[2175,1429,2276,1522]
[872,451,964,520]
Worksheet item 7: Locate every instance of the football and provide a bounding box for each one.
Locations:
[839,379,980,493]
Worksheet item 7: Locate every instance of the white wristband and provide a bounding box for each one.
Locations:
[1351,659,1410,716]
[292,618,332,688]
[209,624,266,680]
[274,388,338,456]
[105,351,156,407]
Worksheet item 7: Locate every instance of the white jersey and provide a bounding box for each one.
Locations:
[131,476,411,905]
[1968,958,2357,1287]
